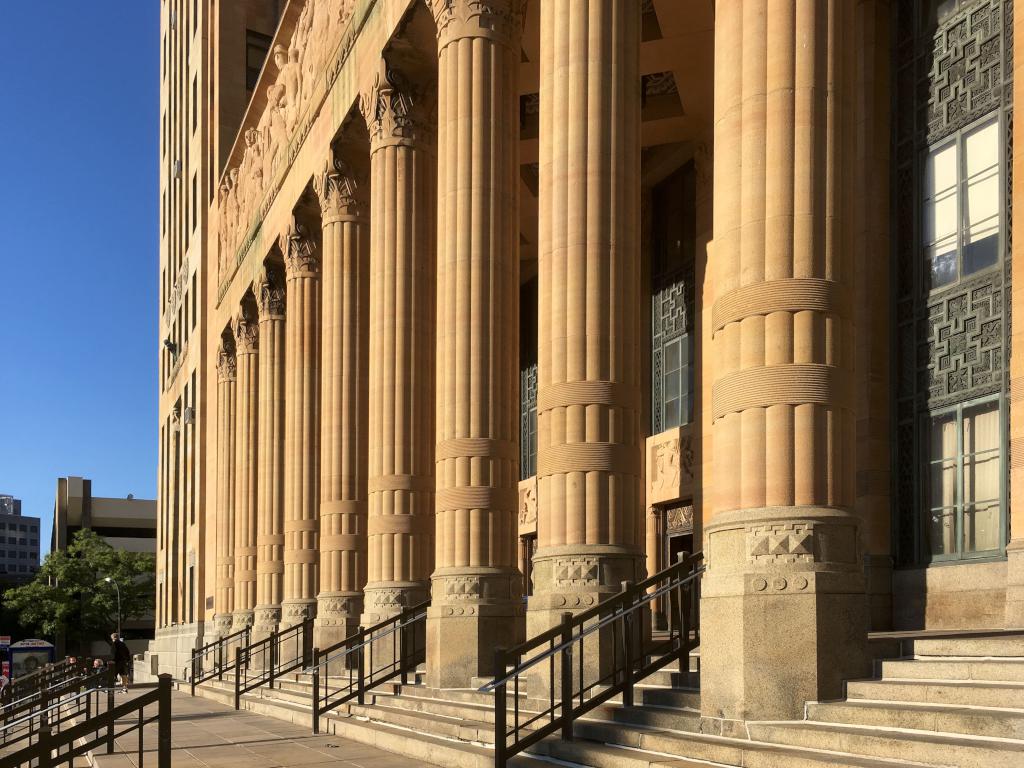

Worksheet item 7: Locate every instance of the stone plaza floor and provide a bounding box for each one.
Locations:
[90,688,438,768]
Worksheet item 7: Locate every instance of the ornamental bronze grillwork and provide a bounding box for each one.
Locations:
[892,0,1013,566]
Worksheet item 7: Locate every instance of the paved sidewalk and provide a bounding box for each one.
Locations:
[91,689,437,767]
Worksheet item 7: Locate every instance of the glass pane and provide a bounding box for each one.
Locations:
[964,450,999,506]
[929,412,958,460]
[924,190,958,244]
[665,339,681,372]
[965,172,999,233]
[928,507,957,556]
[929,460,957,509]
[926,142,958,197]
[964,119,999,178]
[929,247,958,288]
[665,370,680,400]
[664,398,680,430]
[963,501,1001,553]
[963,234,999,275]
[964,401,1000,453]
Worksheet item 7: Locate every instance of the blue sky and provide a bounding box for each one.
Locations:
[0,3,159,551]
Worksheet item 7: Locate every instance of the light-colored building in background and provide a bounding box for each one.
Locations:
[52,476,156,654]
[0,494,40,584]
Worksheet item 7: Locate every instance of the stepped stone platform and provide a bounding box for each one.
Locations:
[186,630,1024,767]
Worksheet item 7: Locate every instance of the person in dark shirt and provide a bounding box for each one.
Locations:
[110,633,131,693]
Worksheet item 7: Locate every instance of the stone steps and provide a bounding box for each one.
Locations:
[555,719,937,768]
[748,719,1024,768]
[902,634,1024,658]
[807,698,1024,740]
[847,677,1024,708]
[880,657,1024,683]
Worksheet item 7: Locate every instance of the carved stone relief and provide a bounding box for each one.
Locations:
[217,0,363,289]
[646,426,695,506]
[517,477,537,535]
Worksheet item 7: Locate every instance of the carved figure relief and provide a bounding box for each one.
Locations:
[217,0,366,287]
[518,480,537,531]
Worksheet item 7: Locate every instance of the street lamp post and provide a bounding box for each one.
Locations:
[104,577,121,636]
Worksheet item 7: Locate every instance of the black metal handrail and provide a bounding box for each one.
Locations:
[0,668,113,752]
[233,618,313,709]
[1,666,109,734]
[482,551,704,767]
[190,625,251,695]
[309,600,428,733]
[4,658,93,711]
[0,674,172,768]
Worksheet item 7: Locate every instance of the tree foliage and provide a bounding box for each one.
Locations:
[4,530,155,650]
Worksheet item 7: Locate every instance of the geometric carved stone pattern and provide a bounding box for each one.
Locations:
[748,523,815,565]
[892,0,1013,566]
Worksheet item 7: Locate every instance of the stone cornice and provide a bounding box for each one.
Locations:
[431,0,527,50]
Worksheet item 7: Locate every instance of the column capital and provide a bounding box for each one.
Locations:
[217,335,237,382]
[314,156,368,221]
[234,307,259,353]
[431,0,527,50]
[279,218,320,278]
[255,264,286,319]
[359,60,435,151]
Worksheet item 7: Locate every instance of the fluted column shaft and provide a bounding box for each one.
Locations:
[530,0,644,651]
[315,159,370,647]
[254,265,287,638]
[281,221,321,626]
[232,311,259,630]
[701,0,867,731]
[426,0,525,688]
[213,338,237,638]
[359,63,436,625]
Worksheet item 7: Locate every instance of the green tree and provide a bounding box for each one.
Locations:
[5,530,155,652]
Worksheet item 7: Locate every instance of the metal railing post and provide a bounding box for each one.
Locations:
[303,618,313,669]
[269,632,278,690]
[493,647,507,768]
[218,639,225,681]
[357,626,366,706]
[621,581,635,708]
[158,674,172,768]
[107,667,116,754]
[233,647,242,710]
[190,650,197,696]
[559,612,574,742]
[399,613,408,685]
[38,717,52,768]
[311,647,320,734]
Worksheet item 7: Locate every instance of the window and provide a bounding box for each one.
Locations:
[922,116,1001,291]
[651,163,695,434]
[192,173,198,232]
[924,397,1004,561]
[29,525,35,532]
[519,280,538,480]
[192,76,197,134]
[246,30,273,92]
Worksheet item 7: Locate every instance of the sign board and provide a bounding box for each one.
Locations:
[0,636,10,649]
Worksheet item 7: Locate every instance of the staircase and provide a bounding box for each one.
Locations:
[187,630,1024,767]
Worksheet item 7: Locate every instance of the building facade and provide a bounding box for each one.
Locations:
[0,494,40,582]
[152,0,1024,728]
[52,477,157,651]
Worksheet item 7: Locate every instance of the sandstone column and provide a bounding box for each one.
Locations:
[232,307,260,631]
[359,62,436,629]
[702,0,867,733]
[426,0,525,689]
[280,219,322,627]
[253,264,287,640]
[529,0,645,673]
[314,155,371,648]
[213,334,237,640]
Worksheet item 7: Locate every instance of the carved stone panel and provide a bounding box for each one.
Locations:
[646,425,695,506]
